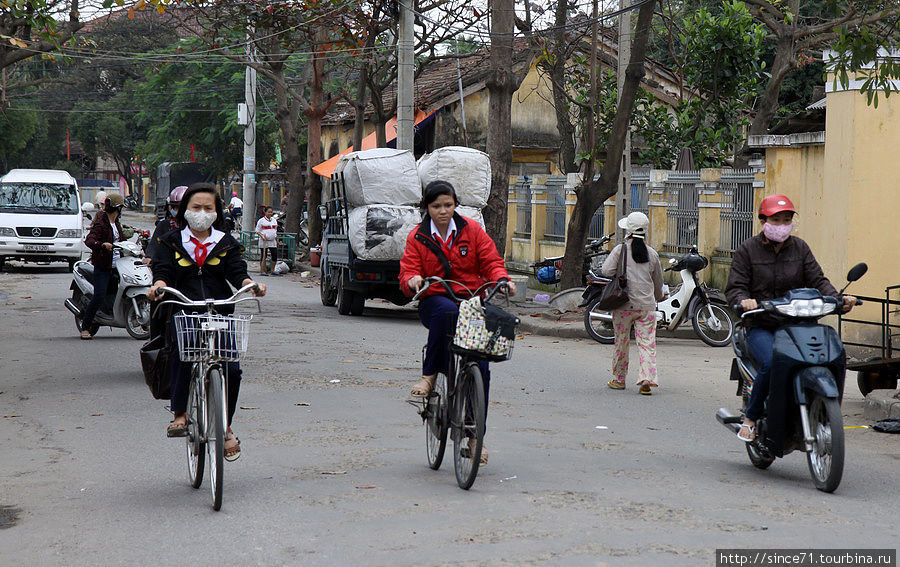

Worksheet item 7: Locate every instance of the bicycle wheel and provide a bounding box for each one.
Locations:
[425,372,449,470]
[453,363,485,490]
[185,368,205,489]
[206,367,226,510]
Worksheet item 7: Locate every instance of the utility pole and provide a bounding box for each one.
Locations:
[396,0,415,151]
[616,0,632,226]
[241,35,257,233]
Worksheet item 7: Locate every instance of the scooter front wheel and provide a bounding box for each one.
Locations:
[125,297,151,340]
[806,396,844,493]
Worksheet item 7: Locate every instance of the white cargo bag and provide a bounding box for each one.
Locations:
[348,205,422,261]
[417,146,491,208]
[456,206,485,230]
[335,148,421,207]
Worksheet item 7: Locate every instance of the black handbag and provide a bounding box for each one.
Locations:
[595,244,629,310]
[140,335,172,400]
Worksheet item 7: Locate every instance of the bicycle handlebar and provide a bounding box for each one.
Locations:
[411,276,509,303]
[156,283,261,311]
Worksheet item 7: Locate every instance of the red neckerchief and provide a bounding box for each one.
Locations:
[432,229,455,257]
[189,236,212,266]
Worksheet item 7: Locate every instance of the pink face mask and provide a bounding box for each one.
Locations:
[763,222,793,243]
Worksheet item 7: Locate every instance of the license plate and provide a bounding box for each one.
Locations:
[23,244,49,252]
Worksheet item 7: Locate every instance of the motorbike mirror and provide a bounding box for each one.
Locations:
[846,262,868,283]
[668,258,677,265]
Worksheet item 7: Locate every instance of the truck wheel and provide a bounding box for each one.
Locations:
[320,266,337,307]
[337,271,354,315]
[349,292,364,316]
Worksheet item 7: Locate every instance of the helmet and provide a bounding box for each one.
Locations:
[105,193,125,209]
[759,194,796,218]
[680,252,708,272]
[232,191,238,197]
[167,185,189,204]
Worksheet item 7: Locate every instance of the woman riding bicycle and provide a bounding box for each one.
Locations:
[399,180,516,465]
[148,183,266,461]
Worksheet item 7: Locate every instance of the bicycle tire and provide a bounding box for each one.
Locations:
[206,367,226,510]
[425,372,449,470]
[186,367,206,489]
[453,363,485,490]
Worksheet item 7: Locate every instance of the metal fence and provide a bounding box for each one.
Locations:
[513,178,532,238]
[629,169,650,215]
[664,170,701,252]
[588,205,605,239]
[718,169,756,254]
[544,176,567,242]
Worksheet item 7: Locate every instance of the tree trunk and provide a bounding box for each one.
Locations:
[735,36,796,166]
[550,0,578,173]
[273,66,306,238]
[483,0,518,255]
[560,0,656,289]
[304,40,326,246]
[352,61,368,150]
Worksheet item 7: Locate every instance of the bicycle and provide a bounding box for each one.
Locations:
[157,283,259,510]
[409,277,518,490]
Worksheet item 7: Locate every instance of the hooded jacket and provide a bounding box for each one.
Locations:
[399,212,509,299]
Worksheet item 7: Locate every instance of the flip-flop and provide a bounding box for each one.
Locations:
[639,384,652,395]
[607,379,626,390]
[736,424,756,442]
[224,435,241,462]
[167,421,188,438]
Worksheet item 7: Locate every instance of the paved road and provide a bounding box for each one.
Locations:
[1,263,898,566]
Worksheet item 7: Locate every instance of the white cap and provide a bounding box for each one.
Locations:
[618,211,649,238]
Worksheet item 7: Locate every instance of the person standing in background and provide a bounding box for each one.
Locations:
[255,207,278,275]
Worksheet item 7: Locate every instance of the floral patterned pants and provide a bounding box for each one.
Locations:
[612,309,658,385]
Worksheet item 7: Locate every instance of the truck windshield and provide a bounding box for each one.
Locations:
[0,182,79,214]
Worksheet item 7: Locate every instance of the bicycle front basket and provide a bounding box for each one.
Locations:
[451,296,520,362]
[173,313,252,362]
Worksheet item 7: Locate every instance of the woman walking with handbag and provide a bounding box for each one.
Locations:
[600,212,666,394]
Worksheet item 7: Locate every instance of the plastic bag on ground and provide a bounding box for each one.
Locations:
[335,148,421,207]
[273,261,290,274]
[348,205,422,261]
[417,146,491,208]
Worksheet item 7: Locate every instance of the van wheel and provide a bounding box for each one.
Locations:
[0,256,5,272]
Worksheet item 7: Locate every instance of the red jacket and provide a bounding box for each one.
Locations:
[399,213,509,299]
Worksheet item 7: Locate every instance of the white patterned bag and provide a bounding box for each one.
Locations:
[452,296,519,362]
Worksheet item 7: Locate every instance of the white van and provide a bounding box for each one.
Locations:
[0,169,84,271]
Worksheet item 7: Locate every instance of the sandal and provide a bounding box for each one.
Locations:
[224,434,241,462]
[410,375,436,398]
[607,378,626,390]
[167,419,188,438]
[80,329,92,340]
[463,438,488,465]
[737,423,756,442]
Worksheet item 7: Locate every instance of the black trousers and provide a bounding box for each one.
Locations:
[82,268,113,328]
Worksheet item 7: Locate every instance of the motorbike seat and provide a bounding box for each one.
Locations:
[586,269,611,283]
[76,263,95,280]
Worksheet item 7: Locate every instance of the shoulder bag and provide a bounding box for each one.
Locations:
[595,243,629,310]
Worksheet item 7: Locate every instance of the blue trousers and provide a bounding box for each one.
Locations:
[82,268,112,328]
[418,295,491,427]
[745,327,775,421]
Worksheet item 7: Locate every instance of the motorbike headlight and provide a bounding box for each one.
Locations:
[0,227,15,237]
[57,229,82,239]
[121,274,139,285]
[775,298,836,317]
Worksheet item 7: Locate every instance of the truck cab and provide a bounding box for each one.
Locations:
[0,169,84,271]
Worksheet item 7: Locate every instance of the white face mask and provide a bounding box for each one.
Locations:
[184,210,217,232]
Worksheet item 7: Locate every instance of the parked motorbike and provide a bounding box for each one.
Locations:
[715,263,867,493]
[582,245,735,346]
[223,208,239,233]
[64,240,153,339]
[532,233,614,286]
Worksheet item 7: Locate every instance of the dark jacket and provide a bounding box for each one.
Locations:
[151,228,250,304]
[146,217,178,261]
[84,211,125,270]
[726,233,837,310]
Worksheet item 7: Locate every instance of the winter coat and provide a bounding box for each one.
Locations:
[151,229,250,308]
[399,212,509,299]
[84,211,125,270]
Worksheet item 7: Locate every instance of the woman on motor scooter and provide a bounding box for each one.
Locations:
[147,183,266,461]
[80,193,127,340]
[399,180,515,465]
[725,194,856,442]
[145,185,188,263]
[601,212,667,394]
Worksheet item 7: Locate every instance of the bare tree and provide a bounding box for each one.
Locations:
[559,0,657,289]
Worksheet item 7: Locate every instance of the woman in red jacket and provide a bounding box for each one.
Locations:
[400,180,515,464]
